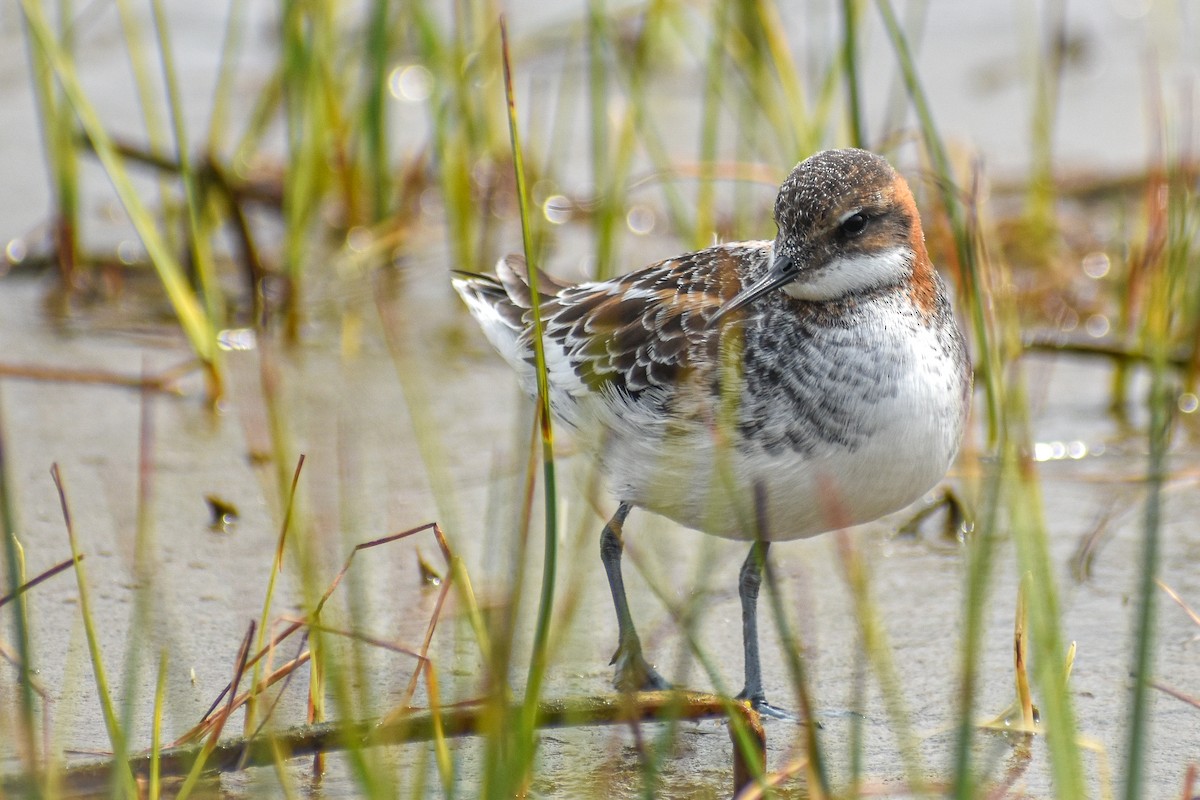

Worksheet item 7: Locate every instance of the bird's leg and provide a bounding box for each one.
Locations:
[734,541,793,719]
[601,502,670,691]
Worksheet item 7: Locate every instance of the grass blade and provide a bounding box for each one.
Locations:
[0,395,38,776]
[18,0,220,397]
[50,464,137,796]
[499,16,561,760]
[841,0,865,148]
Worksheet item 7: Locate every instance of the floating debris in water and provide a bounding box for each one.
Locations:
[417,550,442,587]
[205,494,239,533]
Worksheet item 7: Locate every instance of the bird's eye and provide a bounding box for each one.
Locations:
[840,212,869,238]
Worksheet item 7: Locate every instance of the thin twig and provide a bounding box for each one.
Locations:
[0,360,198,393]
[0,555,81,609]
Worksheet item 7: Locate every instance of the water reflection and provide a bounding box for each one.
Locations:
[1033,440,1098,462]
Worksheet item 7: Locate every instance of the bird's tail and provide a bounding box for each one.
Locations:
[451,255,566,384]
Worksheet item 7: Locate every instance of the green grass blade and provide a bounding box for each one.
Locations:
[836,532,928,796]
[207,0,248,151]
[500,16,560,759]
[50,464,137,796]
[874,0,998,444]
[1122,151,1187,800]
[587,0,615,277]
[361,0,391,222]
[151,0,225,343]
[246,455,305,733]
[114,0,177,251]
[693,1,728,250]
[18,0,219,391]
[150,650,168,799]
[0,392,38,779]
[841,0,865,147]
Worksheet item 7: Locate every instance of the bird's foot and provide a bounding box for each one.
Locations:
[735,690,801,722]
[610,642,671,692]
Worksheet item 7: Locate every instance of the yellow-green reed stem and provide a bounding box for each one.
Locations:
[761,558,830,796]
[841,0,866,148]
[281,0,333,338]
[51,464,137,796]
[118,382,158,763]
[410,0,480,272]
[1015,574,1035,728]
[952,460,1003,798]
[562,544,729,793]
[371,300,488,663]
[999,361,1085,794]
[848,632,866,794]
[362,0,391,223]
[837,532,927,796]
[152,0,225,335]
[206,0,247,151]
[232,65,282,175]
[55,0,79,268]
[875,0,998,444]
[1007,445,1085,795]
[1123,160,1188,800]
[176,624,254,800]
[621,26,693,238]
[879,2,929,145]
[307,626,327,778]
[730,1,768,238]
[587,0,618,279]
[55,0,80,279]
[114,0,176,249]
[18,0,220,393]
[0,396,37,777]
[150,650,168,800]
[756,0,817,158]
[1025,0,1066,246]
[501,15,560,753]
[246,455,305,734]
[716,1,818,177]
[23,0,80,284]
[1122,372,1166,798]
[693,0,728,250]
[599,1,692,271]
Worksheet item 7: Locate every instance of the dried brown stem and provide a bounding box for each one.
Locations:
[0,360,198,393]
[9,693,761,797]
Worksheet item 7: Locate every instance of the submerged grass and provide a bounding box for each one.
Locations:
[5,1,1200,797]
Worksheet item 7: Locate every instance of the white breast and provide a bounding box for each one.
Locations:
[593,296,969,541]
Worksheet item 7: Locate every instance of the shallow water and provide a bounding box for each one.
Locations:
[2,2,1200,798]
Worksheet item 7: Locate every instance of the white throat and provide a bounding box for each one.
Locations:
[784,246,912,302]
